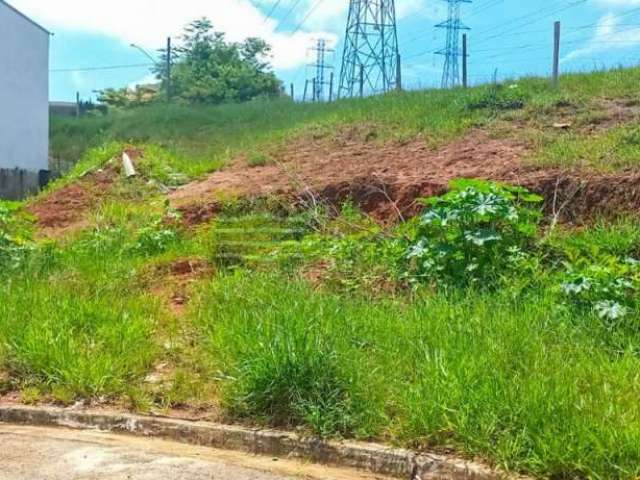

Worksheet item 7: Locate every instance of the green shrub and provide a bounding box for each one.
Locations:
[132,219,180,257]
[464,83,527,112]
[560,256,639,325]
[406,179,542,288]
[247,152,272,168]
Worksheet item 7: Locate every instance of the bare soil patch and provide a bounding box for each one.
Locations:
[149,258,212,316]
[170,129,526,222]
[27,169,116,237]
[171,127,640,223]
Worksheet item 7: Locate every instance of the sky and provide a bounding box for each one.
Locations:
[8,0,640,101]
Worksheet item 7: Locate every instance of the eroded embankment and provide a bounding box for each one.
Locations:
[169,128,640,225]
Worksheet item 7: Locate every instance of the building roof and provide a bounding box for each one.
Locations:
[0,0,50,35]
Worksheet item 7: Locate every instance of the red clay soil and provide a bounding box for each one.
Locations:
[170,128,640,223]
[27,168,116,236]
[149,258,213,316]
[27,147,144,237]
[170,129,526,221]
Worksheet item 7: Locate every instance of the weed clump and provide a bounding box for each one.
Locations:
[199,274,385,438]
[0,202,32,271]
[464,84,527,113]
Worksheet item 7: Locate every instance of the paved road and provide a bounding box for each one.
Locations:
[0,425,384,480]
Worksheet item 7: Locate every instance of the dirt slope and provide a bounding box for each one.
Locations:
[170,128,640,223]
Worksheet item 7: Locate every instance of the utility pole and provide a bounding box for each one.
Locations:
[290,83,295,101]
[303,79,309,102]
[338,0,400,98]
[552,21,561,87]
[436,0,471,89]
[329,72,334,102]
[166,36,172,102]
[396,54,402,91]
[307,39,334,102]
[462,33,468,88]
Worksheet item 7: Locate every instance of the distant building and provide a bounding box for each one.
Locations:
[50,101,79,117]
[0,0,50,199]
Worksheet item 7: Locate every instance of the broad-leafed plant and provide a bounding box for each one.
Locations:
[560,256,639,325]
[406,179,542,288]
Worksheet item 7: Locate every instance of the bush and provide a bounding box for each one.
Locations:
[132,219,179,257]
[406,179,542,288]
[464,83,527,112]
[560,256,639,325]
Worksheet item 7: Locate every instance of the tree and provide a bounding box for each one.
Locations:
[156,18,283,104]
[96,85,158,109]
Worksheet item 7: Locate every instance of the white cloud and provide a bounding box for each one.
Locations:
[562,12,640,63]
[8,0,338,70]
[10,0,429,71]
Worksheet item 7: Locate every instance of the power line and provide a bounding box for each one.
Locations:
[468,0,503,18]
[474,0,587,46]
[50,63,153,73]
[262,0,284,24]
[277,0,304,31]
[291,0,325,35]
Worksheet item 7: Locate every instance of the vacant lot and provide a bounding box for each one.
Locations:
[3,68,640,479]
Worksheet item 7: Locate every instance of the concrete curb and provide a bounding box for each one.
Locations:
[0,405,505,479]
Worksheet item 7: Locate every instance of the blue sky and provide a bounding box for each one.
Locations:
[9,0,640,101]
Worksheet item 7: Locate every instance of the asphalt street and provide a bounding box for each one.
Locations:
[0,424,385,480]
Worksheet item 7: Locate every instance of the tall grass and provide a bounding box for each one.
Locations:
[196,272,640,479]
[0,279,156,398]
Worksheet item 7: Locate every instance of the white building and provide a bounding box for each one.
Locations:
[0,0,49,199]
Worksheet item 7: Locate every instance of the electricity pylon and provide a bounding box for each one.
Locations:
[436,0,471,89]
[338,0,400,98]
[308,39,334,102]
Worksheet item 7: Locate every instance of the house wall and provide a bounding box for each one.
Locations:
[0,1,49,199]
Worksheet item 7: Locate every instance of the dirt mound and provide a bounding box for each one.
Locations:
[170,129,528,222]
[27,168,116,237]
[519,169,640,222]
[168,126,640,223]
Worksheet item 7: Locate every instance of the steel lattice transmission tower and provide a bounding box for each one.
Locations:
[309,39,334,101]
[436,0,471,89]
[338,0,400,98]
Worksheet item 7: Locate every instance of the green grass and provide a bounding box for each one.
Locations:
[534,124,640,170]
[4,177,640,478]
[197,271,640,479]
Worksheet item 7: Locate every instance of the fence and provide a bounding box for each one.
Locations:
[0,168,49,201]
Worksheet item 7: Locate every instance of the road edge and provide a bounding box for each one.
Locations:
[0,404,508,479]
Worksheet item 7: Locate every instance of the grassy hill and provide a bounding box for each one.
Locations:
[51,67,640,178]
[2,67,640,479]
